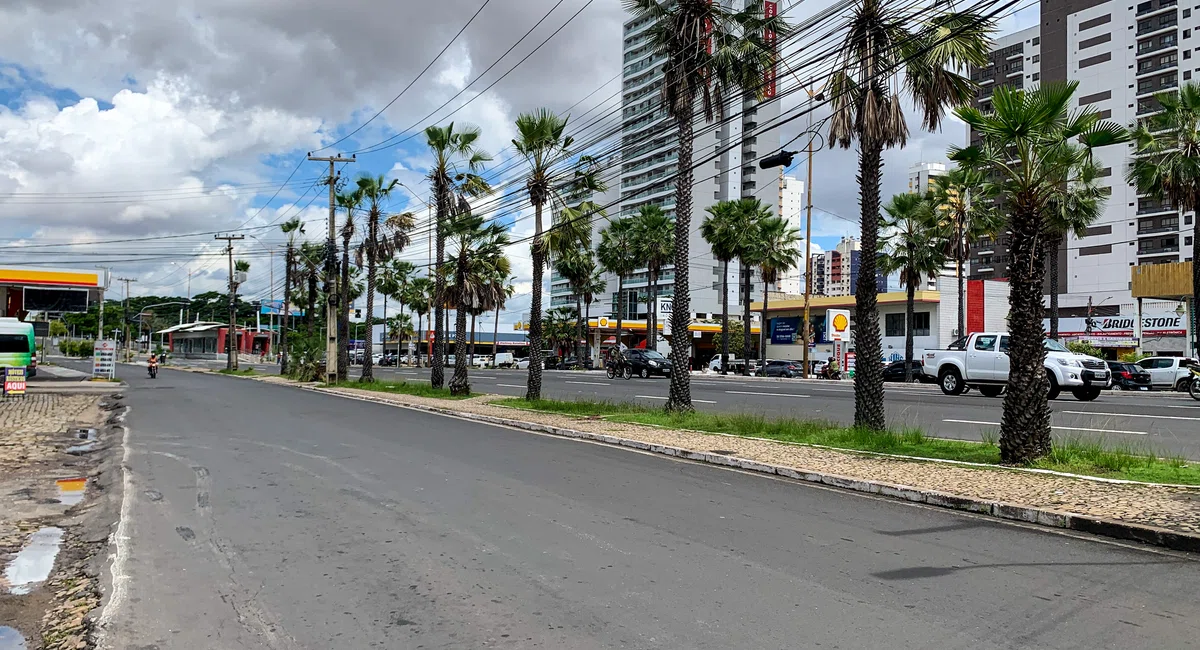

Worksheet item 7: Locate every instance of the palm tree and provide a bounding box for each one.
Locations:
[425,123,491,389]
[731,198,772,374]
[336,189,362,380]
[930,166,1000,342]
[828,0,992,430]
[353,174,414,382]
[701,200,752,374]
[553,248,593,361]
[953,81,1127,463]
[489,276,516,368]
[880,193,947,382]
[407,276,434,366]
[446,209,510,396]
[1128,83,1200,357]
[279,217,304,370]
[580,269,606,363]
[631,205,674,352]
[597,218,638,355]
[380,260,416,357]
[755,216,803,368]
[388,313,414,344]
[297,241,324,334]
[1045,162,1106,339]
[623,0,789,412]
[511,109,603,400]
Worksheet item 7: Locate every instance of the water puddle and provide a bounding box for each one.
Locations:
[71,428,97,440]
[3,527,64,595]
[64,442,98,455]
[55,478,87,506]
[65,428,99,454]
[0,627,27,650]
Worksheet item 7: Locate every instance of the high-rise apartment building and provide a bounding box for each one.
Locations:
[605,1,784,326]
[776,175,805,294]
[908,161,946,195]
[816,236,887,297]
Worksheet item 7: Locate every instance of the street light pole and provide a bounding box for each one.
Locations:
[308,152,356,383]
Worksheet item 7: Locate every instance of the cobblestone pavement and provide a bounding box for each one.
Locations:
[0,394,103,468]
[319,385,1200,537]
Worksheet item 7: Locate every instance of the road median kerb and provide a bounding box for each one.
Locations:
[298,384,1200,554]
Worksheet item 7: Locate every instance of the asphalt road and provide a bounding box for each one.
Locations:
[98,366,1200,648]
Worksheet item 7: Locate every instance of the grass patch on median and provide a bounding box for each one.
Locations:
[493,397,1200,485]
[217,368,257,376]
[322,379,469,400]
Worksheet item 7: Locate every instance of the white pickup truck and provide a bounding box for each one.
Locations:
[923,332,1109,401]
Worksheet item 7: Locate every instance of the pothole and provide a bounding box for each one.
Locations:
[3,527,64,595]
[55,478,87,506]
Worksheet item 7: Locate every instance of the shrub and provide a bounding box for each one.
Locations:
[1119,350,1150,363]
[1065,340,1102,358]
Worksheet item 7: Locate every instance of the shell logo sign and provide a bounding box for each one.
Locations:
[599,317,609,328]
[828,309,851,342]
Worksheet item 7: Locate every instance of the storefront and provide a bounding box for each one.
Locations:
[161,322,272,358]
[0,266,106,318]
[1050,312,1187,359]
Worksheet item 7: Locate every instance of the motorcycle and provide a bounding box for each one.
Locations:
[147,361,158,379]
[1188,366,1200,401]
[605,358,633,380]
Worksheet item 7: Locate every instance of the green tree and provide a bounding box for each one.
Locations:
[755,216,803,367]
[953,81,1127,463]
[1045,161,1106,339]
[711,319,746,359]
[296,241,325,334]
[425,123,491,389]
[354,174,413,382]
[511,109,602,400]
[1127,82,1200,357]
[488,274,516,368]
[49,320,68,337]
[631,205,674,352]
[701,200,754,374]
[828,0,992,430]
[731,199,772,374]
[406,276,435,366]
[446,209,509,396]
[279,217,305,368]
[880,192,947,381]
[379,259,416,356]
[553,248,594,361]
[597,217,638,354]
[623,0,789,412]
[930,166,999,342]
[336,189,362,380]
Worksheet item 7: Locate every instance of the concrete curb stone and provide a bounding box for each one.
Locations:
[301,384,1200,554]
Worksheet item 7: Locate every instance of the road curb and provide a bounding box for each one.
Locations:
[300,385,1200,554]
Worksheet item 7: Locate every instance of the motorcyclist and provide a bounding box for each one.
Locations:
[147,352,159,377]
[824,356,840,379]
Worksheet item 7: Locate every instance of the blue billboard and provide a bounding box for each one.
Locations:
[770,317,801,344]
[259,300,304,317]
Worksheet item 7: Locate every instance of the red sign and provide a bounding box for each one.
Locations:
[4,367,26,396]
[763,1,778,98]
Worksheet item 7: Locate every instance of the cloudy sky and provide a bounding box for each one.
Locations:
[0,0,1038,322]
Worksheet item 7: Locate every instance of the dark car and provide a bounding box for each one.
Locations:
[624,349,672,378]
[882,359,932,383]
[556,356,587,370]
[758,359,804,378]
[1106,360,1152,391]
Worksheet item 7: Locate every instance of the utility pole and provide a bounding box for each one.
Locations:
[215,234,245,370]
[96,266,110,342]
[800,83,825,380]
[114,276,136,360]
[308,152,356,383]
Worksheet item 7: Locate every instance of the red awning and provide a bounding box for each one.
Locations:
[636,339,646,349]
[603,336,616,344]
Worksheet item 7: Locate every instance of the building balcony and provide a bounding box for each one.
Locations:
[1137,79,1179,97]
[974,248,995,256]
[1138,224,1177,235]
[1137,202,1176,215]
[1138,245,1181,255]
[1137,0,1177,17]
[1137,40,1178,56]
[1137,58,1179,76]
[1138,20,1178,36]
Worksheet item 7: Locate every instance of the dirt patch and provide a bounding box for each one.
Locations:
[0,393,119,649]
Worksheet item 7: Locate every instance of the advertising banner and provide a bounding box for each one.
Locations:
[93,340,116,379]
[1045,312,1186,337]
[770,316,800,344]
[3,367,26,396]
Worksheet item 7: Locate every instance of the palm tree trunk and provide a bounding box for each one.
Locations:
[648,269,658,352]
[584,299,591,365]
[1000,205,1052,463]
[665,105,694,412]
[853,138,886,431]
[1192,200,1200,358]
[361,225,377,383]
[760,282,770,368]
[526,201,545,400]
[415,312,423,367]
[469,312,477,369]
[905,272,916,383]
[492,305,501,368]
[281,244,292,373]
[338,235,351,380]
[382,292,388,355]
[450,249,472,396]
[306,274,317,334]
[741,261,752,376]
[615,274,625,355]
[576,295,583,361]
[1048,236,1060,340]
[957,218,966,341]
[432,183,448,389]
[721,259,729,374]
[397,292,406,360]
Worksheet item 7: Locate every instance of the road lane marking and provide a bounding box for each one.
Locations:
[943,418,1148,435]
[725,390,809,398]
[636,395,716,404]
[1061,410,1200,421]
[567,381,611,386]
[496,384,526,389]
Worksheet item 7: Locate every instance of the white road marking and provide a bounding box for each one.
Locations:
[1062,410,1200,421]
[635,395,716,404]
[566,380,611,386]
[725,390,810,398]
[943,418,1148,435]
[496,383,526,389]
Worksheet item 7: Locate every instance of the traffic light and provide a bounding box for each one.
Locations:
[759,150,798,169]
[354,309,362,320]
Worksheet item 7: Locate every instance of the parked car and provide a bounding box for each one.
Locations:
[556,356,588,370]
[1106,360,1151,391]
[493,352,515,368]
[1136,356,1199,391]
[516,357,530,370]
[923,332,1109,400]
[707,353,752,374]
[624,349,673,378]
[757,359,804,378]
[472,354,492,368]
[881,359,932,383]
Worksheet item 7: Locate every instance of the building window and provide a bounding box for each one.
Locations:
[1188,9,1194,17]
[1032,54,1040,63]
[1032,72,1040,81]
[885,313,906,337]
[1032,37,1039,45]
[912,312,931,337]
